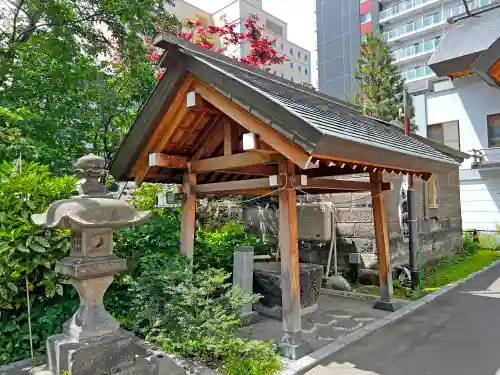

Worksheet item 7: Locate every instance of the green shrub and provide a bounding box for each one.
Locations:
[220,338,281,375]
[478,232,500,250]
[462,236,479,254]
[0,162,78,364]
[195,221,274,270]
[125,252,281,374]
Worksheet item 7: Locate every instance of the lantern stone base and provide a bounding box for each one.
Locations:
[30,329,156,375]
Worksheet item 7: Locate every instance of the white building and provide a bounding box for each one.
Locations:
[381,0,495,93]
[166,0,312,85]
[414,5,500,230]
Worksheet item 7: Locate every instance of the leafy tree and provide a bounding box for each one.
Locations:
[352,33,406,123]
[0,0,177,172]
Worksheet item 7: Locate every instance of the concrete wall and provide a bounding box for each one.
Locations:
[316,0,361,99]
[414,76,500,230]
[244,170,462,272]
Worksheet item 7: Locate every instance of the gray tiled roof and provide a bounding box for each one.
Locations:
[185,50,460,166]
[111,35,464,181]
[429,6,500,76]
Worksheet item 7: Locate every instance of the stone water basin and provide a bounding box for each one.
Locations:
[253,262,323,318]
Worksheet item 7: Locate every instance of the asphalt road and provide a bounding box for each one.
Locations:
[306,262,500,375]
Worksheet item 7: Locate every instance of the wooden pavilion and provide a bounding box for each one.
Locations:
[110,34,461,358]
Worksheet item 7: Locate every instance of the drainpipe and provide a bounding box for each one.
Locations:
[404,88,420,291]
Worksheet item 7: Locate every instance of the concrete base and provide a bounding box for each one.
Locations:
[253,303,319,320]
[278,340,313,360]
[373,300,403,312]
[39,329,154,375]
[239,311,259,327]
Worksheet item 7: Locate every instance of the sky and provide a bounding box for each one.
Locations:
[185,0,318,87]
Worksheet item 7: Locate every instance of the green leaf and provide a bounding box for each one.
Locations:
[7,282,18,293]
[56,284,64,296]
[30,244,46,253]
[16,244,30,253]
[34,236,50,248]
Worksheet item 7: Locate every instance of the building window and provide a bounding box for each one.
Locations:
[428,121,460,150]
[298,51,301,59]
[290,62,294,69]
[219,13,227,21]
[291,77,294,82]
[427,175,438,208]
[265,19,283,36]
[298,65,302,72]
[305,54,308,61]
[290,47,294,56]
[488,114,500,147]
[360,12,372,23]
[281,43,284,50]
[305,68,308,75]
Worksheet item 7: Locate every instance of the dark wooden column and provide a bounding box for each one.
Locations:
[278,159,311,359]
[180,171,196,259]
[370,171,402,311]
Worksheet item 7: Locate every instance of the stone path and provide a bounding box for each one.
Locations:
[305,262,500,375]
[240,294,390,351]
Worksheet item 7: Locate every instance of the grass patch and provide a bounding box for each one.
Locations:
[353,249,500,300]
[423,249,500,288]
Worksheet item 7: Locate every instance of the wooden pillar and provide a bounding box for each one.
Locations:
[370,171,401,311]
[278,159,302,345]
[180,171,196,259]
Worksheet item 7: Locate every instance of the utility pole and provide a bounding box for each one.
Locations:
[403,88,420,290]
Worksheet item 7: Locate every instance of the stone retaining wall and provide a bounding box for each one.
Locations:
[244,168,463,272]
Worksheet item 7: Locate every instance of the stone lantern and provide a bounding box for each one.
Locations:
[30,154,153,375]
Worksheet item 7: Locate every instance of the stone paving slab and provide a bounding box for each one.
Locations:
[239,294,390,351]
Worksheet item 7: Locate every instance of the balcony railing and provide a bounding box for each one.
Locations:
[380,0,435,21]
[471,148,500,168]
[384,0,492,42]
[391,38,440,62]
[402,66,434,81]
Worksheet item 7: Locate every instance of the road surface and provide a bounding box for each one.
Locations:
[306,262,500,375]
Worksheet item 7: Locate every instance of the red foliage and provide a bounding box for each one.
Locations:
[143,14,287,80]
[175,14,287,69]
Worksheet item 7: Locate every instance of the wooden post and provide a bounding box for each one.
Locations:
[278,159,311,358]
[180,171,196,259]
[370,171,401,311]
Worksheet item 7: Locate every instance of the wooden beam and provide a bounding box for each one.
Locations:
[200,188,278,197]
[180,172,197,259]
[370,170,394,303]
[149,153,189,169]
[186,91,218,114]
[224,120,234,156]
[190,151,280,173]
[294,176,391,191]
[278,159,303,345]
[132,75,196,185]
[195,177,274,194]
[305,166,364,178]
[224,165,278,176]
[195,81,311,169]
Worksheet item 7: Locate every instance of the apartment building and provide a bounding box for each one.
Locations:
[316,0,495,99]
[166,0,312,85]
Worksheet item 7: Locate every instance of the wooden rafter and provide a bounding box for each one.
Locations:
[132,74,196,185]
[294,176,391,192]
[189,151,281,173]
[194,80,312,169]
